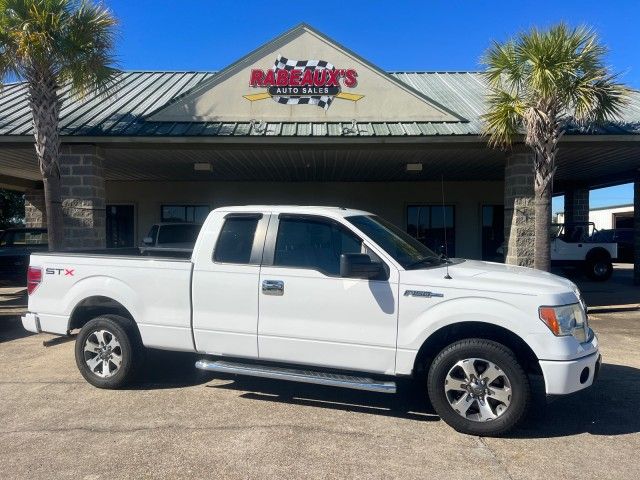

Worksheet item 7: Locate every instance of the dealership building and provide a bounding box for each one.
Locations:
[0,24,639,279]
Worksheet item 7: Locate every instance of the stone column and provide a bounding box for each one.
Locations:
[59,145,106,249]
[634,178,639,285]
[504,152,535,267]
[564,187,589,225]
[24,187,47,228]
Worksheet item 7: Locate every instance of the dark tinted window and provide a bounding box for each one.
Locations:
[157,224,201,244]
[161,205,209,223]
[0,229,48,247]
[274,217,362,275]
[214,216,260,264]
[407,205,455,256]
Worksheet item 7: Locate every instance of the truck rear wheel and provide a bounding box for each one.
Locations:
[427,339,530,436]
[585,256,613,281]
[74,315,142,389]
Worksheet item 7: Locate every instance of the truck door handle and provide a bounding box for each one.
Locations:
[262,280,284,296]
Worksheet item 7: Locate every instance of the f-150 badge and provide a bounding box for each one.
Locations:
[404,290,443,298]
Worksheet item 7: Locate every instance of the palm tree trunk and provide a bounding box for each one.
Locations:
[42,174,64,250]
[534,178,552,271]
[28,70,64,251]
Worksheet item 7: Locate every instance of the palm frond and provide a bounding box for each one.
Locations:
[57,0,119,97]
[482,90,525,148]
[482,22,630,149]
[0,0,119,96]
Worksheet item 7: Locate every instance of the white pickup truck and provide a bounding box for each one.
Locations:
[22,206,600,436]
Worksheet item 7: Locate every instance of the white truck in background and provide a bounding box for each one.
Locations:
[550,222,618,281]
[22,206,600,436]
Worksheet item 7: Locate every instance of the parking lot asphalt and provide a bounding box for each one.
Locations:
[0,309,639,480]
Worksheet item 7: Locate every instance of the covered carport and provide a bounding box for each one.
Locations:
[0,132,639,283]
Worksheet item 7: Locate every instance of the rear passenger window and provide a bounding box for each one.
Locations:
[274,217,362,275]
[214,216,260,264]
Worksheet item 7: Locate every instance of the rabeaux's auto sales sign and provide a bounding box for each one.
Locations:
[243,54,364,110]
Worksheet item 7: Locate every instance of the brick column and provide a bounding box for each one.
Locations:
[564,187,589,225]
[59,145,106,249]
[504,152,535,267]
[24,187,47,228]
[634,178,639,285]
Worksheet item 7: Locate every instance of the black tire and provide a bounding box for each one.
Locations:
[427,339,530,436]
[585,256,613,281]
[74,314,143,389]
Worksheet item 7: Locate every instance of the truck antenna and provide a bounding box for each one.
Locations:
[441,175,452,279]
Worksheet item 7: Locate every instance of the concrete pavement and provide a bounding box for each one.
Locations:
[0,309,638,479]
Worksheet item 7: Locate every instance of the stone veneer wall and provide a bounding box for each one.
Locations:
[504,152,535,267]
[59,145,106,249]
[24,188,47,228]
[564,187,589,225]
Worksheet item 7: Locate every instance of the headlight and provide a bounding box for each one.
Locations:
[539,303,588,342]
[571,284,588,312]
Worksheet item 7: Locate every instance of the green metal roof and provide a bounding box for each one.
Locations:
[0,70,638,138]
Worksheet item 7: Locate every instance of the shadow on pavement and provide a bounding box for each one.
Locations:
[515,363,640,438]
[134,351,639,434]
[0,316,34,343]
[130,349,218,389]
[211,376,439,422]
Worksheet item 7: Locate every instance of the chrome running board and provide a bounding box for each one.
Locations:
[195,359,396,394]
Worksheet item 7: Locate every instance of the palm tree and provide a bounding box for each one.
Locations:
[0,0,118,250]
[482,24,628,271]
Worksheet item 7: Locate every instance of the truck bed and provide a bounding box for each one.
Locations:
[27,252,195,351]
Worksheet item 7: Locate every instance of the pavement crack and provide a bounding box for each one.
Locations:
[476,437,515,480]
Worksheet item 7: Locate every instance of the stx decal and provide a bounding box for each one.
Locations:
[244,54,364,109]
[45,268,75,276]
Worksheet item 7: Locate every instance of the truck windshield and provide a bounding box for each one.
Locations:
[346,215,444,269]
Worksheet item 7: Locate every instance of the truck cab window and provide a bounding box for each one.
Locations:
[274,217,363,275]
[214,216,260,264]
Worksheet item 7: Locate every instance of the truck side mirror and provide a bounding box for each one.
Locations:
[142,236,153,245]
[340,253,384,280]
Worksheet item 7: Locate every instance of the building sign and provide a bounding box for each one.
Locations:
[244,54,364,109]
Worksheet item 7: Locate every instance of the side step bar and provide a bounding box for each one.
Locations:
[195,359,396,394]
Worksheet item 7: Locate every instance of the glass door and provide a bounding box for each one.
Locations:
[482,205,504,262]
[106,205,135,248]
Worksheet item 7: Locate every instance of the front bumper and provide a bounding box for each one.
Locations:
[539,351,602,395]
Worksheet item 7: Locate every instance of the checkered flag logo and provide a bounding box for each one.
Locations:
[272,54,336,110]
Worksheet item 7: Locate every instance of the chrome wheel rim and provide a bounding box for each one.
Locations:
[83,329,122,378]
[444,357,512,422]
[594,262,608,276]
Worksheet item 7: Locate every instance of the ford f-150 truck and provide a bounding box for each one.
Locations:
[22,206,600,436]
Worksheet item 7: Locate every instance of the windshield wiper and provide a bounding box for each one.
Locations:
[405,256,443,270]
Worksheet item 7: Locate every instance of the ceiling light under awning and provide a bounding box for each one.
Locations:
[406,163,423,172]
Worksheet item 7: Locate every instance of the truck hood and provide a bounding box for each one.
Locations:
[401,259,578,297]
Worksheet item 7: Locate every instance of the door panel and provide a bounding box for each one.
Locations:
[258,268,398,373]
[258,215,398,374]
[192,214,268,357]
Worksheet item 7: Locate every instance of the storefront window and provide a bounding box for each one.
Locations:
[161,205,209,224]
[482,205,504,262]
[407,205,455,257]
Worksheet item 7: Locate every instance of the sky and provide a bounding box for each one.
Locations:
[106,0,639,212]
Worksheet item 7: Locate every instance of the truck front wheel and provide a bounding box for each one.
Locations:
[427,339,530,436]
[74,315,142,389]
